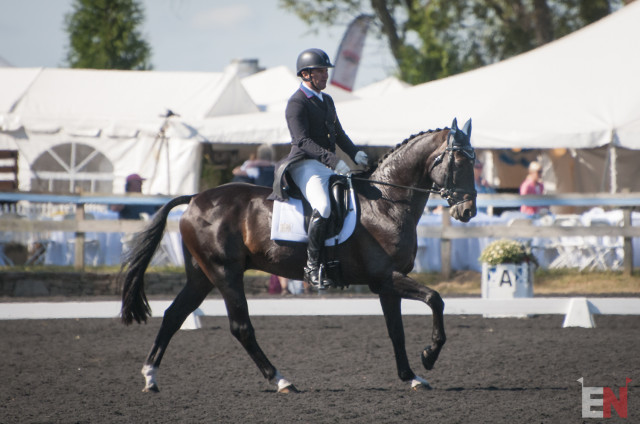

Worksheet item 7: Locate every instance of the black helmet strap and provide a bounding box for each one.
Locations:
[301,69,322,92]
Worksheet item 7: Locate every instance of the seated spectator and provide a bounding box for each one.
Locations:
[474,160,495,214]
[519,161,544,215]
[110,173,159,220]
[232,144,275,187]
[474,160,495,194]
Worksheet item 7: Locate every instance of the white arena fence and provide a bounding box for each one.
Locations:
[2,192,640,272]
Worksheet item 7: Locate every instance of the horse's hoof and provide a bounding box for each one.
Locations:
[421,346,437,370]
[411,376,432,391]
[142,384,159,393]
[278,384,299,394]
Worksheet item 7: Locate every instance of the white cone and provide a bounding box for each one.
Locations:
[180,308,204,330]
[562,297,595,328]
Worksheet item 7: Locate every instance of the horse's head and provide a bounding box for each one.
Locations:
[428,118,477,222]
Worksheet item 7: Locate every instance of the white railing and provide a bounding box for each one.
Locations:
[1,191,639,272]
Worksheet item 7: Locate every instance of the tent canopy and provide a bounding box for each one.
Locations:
[1,67,258,134]
[338,0,640,150]
[0,67,260,195]
[241,65,358,112]
[195,2,640,151]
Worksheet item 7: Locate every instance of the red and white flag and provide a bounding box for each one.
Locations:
[330,15,372,92]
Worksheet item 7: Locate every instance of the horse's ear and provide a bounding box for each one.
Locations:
[451,118,459,131]
[462,119,472,138]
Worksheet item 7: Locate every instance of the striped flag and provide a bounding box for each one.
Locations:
[330,15,373,92]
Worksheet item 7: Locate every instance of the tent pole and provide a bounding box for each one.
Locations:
[165,133,171,194]
[608,131,617,194]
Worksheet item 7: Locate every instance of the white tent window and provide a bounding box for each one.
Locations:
[30,142,114,193]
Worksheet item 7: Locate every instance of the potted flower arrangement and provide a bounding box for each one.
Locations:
[479,239,537,301]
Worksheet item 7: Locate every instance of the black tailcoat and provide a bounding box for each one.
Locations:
[269,88,359,200]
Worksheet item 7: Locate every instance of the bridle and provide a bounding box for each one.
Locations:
[428,127,477,206]
[351,127,477,206]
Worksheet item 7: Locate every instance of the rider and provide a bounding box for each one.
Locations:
[270,48,369,289]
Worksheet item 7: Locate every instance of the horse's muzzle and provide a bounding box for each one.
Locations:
[450,198,476,223]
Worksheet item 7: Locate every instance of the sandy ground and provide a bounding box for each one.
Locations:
[1,312,638,423]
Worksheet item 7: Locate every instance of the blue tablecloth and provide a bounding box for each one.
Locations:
[414,208,636,272]
[41,210,184,267]
[2,207,639,272]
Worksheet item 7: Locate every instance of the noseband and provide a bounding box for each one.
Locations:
[429,128,477,206]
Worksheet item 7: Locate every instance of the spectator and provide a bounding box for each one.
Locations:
[268,275,308,295]
[474,160,495,214]
[519,161,544,215]
[232,144,276,187]
[110,173,159,220]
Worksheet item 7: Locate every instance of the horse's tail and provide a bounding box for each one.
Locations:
[119,194,193,325]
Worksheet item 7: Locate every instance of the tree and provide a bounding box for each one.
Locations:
[64,0,152,70]
[280,0,625,85]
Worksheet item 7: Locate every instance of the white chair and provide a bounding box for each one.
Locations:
[120,217,180,267]
[25,240,53,265]
[64,213,101,266]
[546,215,590,270]
[65,239,101,267]
[0,242,14,266]
[582,216,623,271]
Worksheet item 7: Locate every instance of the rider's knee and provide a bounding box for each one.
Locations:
[315,202,331,218]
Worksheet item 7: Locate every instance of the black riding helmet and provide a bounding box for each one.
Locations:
[296,48,334,76]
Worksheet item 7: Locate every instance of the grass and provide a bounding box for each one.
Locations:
[411,269,640,296]
[3,266,640,296]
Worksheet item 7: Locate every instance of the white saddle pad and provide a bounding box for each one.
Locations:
[270,188,357,246]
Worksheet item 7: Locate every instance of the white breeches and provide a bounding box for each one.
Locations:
[288,159,335,218]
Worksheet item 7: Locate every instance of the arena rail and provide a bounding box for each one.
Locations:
[1,191,640,271]
[1,297,639,329]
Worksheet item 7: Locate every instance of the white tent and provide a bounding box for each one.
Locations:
[3,3,639,196]
[337,1,640,150]
[194,2,640,192]
[352,76,409,99]
[241,65,358,112]
[0,67,259,194]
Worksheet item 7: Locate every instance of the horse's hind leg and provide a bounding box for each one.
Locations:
[375,271,446,389]
[141,253,212,392]
[216,268,297,393]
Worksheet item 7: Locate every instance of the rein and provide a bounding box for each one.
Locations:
[350,175,471,205]
[350,176,440,196]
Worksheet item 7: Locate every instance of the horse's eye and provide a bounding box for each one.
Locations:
[460,148,475,160]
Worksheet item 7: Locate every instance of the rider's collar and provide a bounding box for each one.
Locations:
[300,83,323,101]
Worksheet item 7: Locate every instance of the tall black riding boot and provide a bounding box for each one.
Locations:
[304,209,332,289]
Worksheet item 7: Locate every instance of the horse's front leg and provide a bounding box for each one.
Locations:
[379,294,431,390]
[377,271,446,387]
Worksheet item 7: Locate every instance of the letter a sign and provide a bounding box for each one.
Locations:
[499,270,512,287]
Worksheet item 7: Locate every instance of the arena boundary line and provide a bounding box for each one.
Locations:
[1,297,638,328]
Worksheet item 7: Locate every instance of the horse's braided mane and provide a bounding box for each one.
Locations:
[355,128,445,177]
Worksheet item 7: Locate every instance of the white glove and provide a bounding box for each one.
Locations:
[354,150,369,166]
[334,160,351,175]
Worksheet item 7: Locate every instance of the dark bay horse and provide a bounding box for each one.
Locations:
[120,118,477,393]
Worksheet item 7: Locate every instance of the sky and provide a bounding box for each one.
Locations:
[0,0,396,89]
